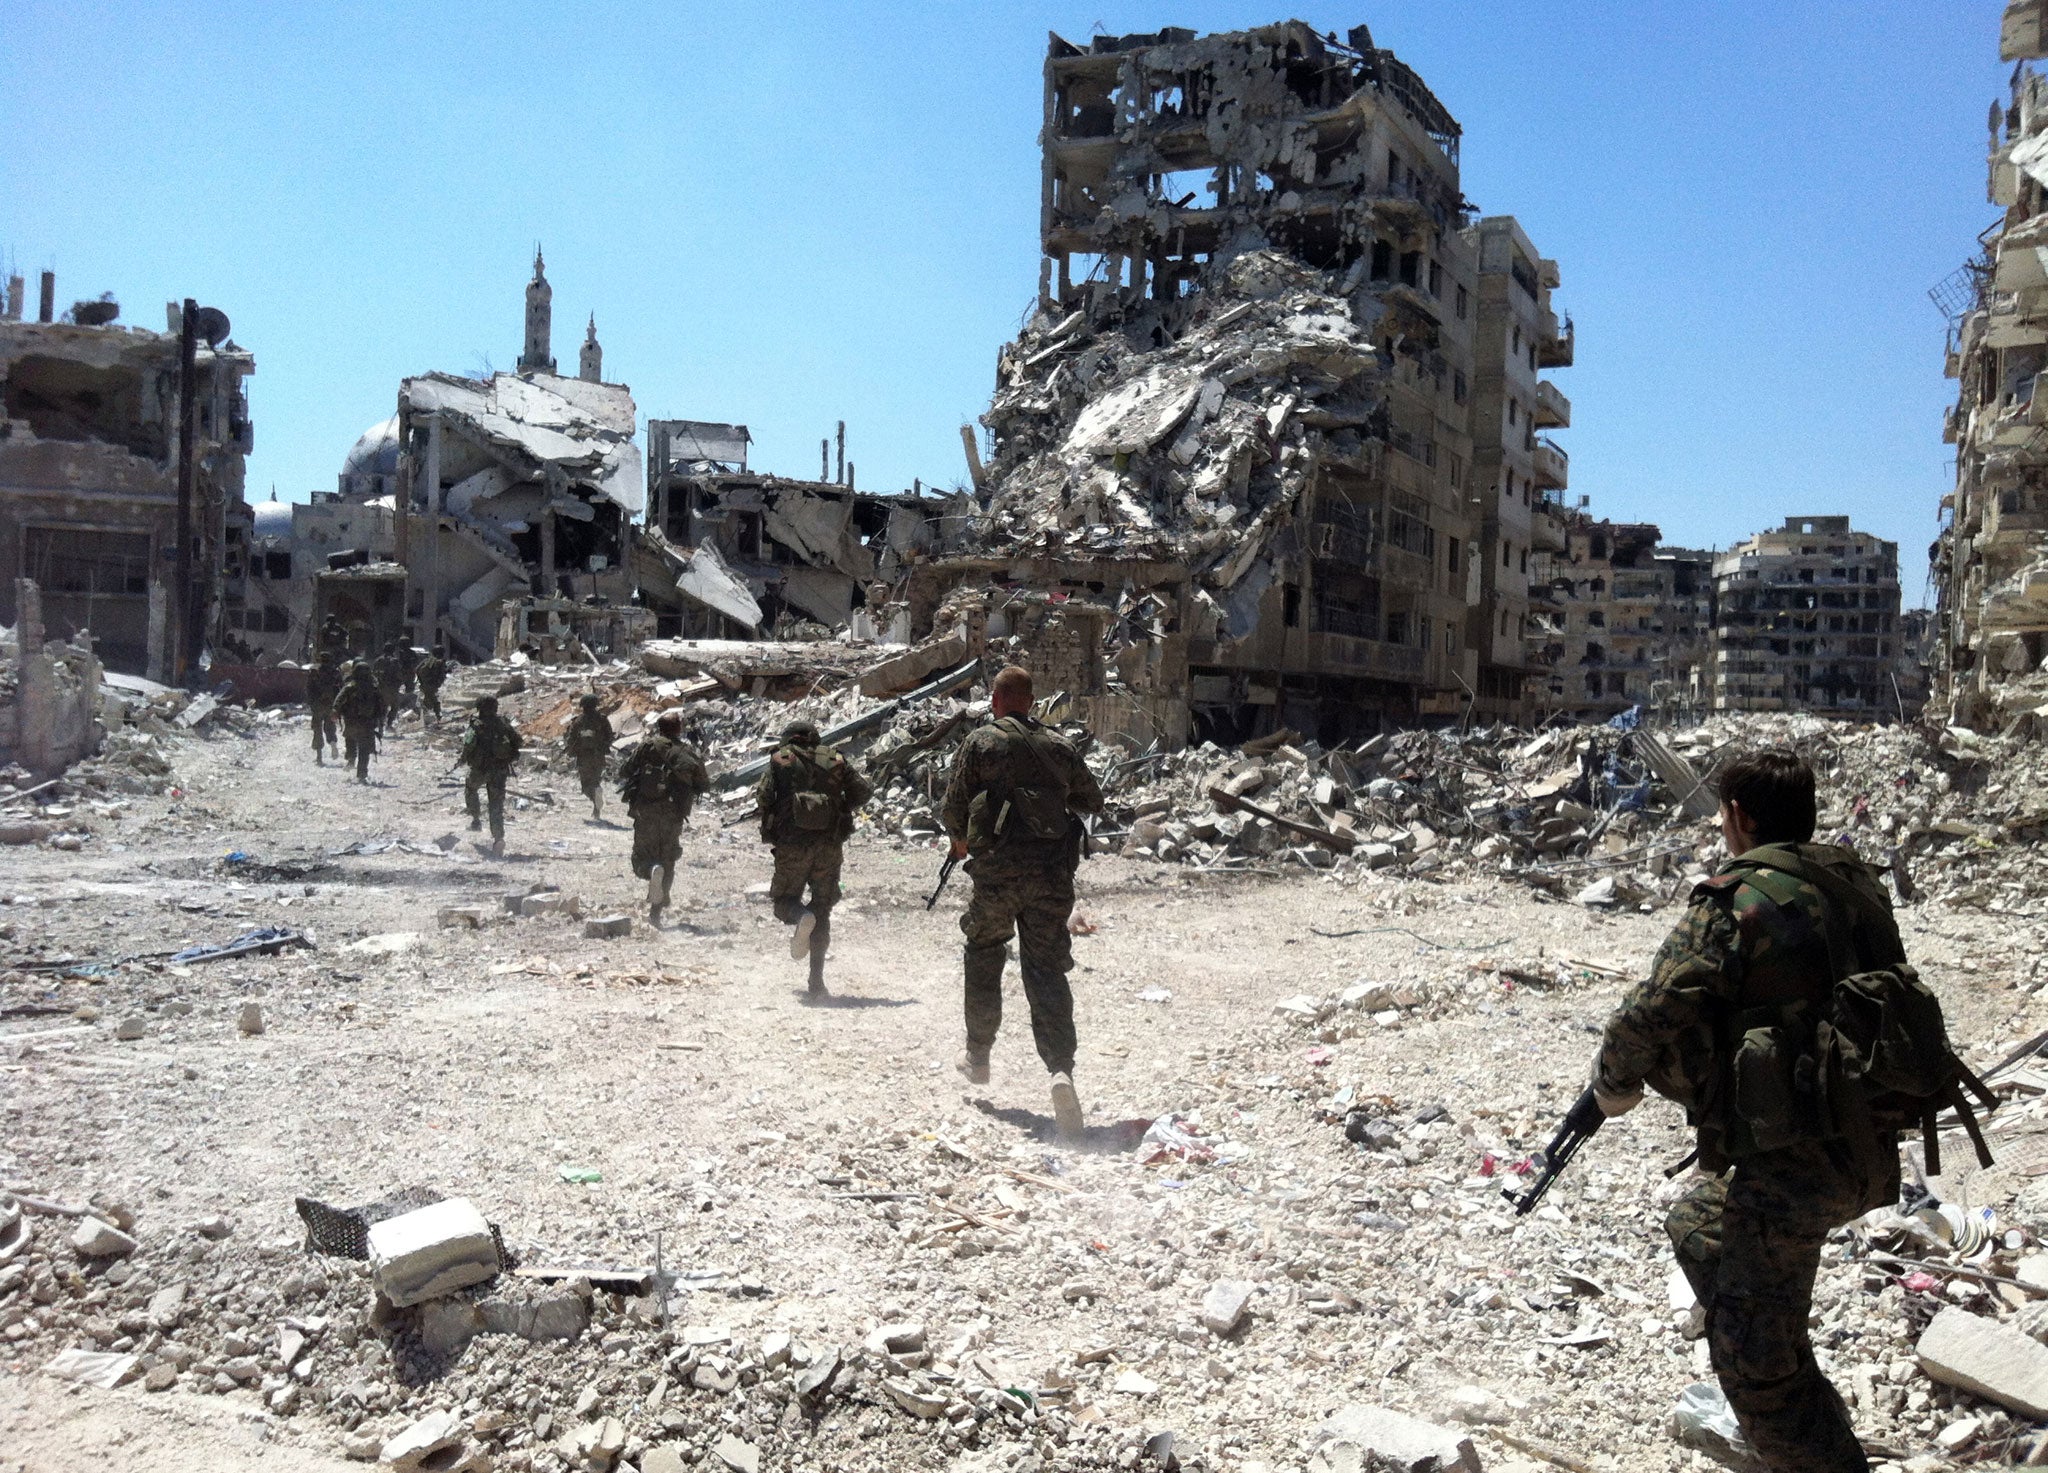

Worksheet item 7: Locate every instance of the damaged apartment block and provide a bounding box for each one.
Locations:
[916,22,1574,746]
[1936,2,2048,726]
[0,273,255,681]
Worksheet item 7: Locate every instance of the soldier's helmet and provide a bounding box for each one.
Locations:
[580,694,599,711]
[477,696,499,716]
[781,720,821,745]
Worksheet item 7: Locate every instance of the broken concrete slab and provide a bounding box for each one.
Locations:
[380,1409,464,1469]
[1918,1304,2048,1418]
[1308,1404,1481,1473]
[42,1348,138,1388]
[70,1215,137,1258]
[1201,1279,1255,1337]
[366,1197,501,1308]
[582,914,631,939]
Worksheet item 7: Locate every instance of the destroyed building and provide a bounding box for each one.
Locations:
[1712,515,1905,717]
[384,251,646,661]
[0,273,254,679]
[638,418,969,641]
[1463,216,1573,722]
[923,22,1566,747]
[1934,4,2048,725]
[1525,515,1713,721]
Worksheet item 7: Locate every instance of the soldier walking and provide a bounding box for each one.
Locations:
[1591,749,1910,1473]
[754,719,872,1001]
[307,651,342,766]
[459,695,523,855]
[563,694,615,820]
[940,666,1102,1141]
[617,710,708,921]
[416,648,448,724]
[373,641,405,734]
[333,661,384,785]
[316,614,348,664]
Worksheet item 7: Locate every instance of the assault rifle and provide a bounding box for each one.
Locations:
[1502,1086,1605,1216]
[926,852,960,910]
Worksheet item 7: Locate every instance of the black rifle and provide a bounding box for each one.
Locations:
[1502,1087,1605,1216]
[926,853,960,910]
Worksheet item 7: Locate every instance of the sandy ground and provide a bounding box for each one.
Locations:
[1,706,2038,1473]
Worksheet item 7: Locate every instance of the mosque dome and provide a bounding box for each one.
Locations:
[250,499,293,538]
[341,415,401,483]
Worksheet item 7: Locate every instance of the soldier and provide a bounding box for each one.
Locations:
[459,696,524,854]
[306,651,342,766]
[372,641,405,733]
[1591,749,1906,1473]
[617,710,708,921]
[563,694,616,821]
[332,661,384,785]
[753,719,872,1001]
[415,648,448,724]
[316,613,348,663]
[940,666,1102,1140]
[398,643,421,716]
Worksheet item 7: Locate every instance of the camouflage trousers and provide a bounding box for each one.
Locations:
[768,840,843,917]
[342,721,377,783]
[419,686,443,722]
[959,861,1077,1076]
[575,754,607,802]
[309,703,337,757]
[465,770,508,842]
[1667,1139,1889,1473]
[630,803,687,896]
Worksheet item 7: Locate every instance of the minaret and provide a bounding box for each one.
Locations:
[579,315,603,383]
[518,246,554,374]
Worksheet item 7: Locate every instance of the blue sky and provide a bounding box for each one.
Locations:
[2,2,2008,604]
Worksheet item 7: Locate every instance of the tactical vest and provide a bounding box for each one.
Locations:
[772,745,850,841]
[965,718,1074,855]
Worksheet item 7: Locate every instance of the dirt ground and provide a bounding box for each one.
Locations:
[2,705,2041,1473]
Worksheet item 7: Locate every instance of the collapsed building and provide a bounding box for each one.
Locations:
[1935,4,2048,725]
[894,22,1578,747]
[0,273,255,679]
[1713,515,1907,717]
[1525,515,1714,722]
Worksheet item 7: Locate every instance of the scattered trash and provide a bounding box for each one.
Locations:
[168,926,313,965]
[558,1166,603,1185]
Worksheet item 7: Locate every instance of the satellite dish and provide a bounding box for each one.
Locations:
[192,306,231,346]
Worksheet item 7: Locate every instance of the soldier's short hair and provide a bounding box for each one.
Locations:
[580,694,599,709]
[991,665,1033,707]
[476,696,499,715]
[656,710,683,734]
[781,720,820,744]
[1715,748,1817,845]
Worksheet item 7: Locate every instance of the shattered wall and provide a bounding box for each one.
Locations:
[1525,517,1711,721]
[0,305,254,678]
[4,579,105,776]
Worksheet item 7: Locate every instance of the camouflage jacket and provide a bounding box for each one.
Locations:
[333,673,383,725]
[372,654,403,692]
[618,735,709,813]
[459,713,523,774]
[415,655,447,693]
[563,710,615,759]
[307,664,343,708]
[941,716,1103,867]
[754,740,873,845]
[1595,841,1905,1166]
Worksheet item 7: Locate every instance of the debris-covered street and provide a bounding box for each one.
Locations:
[6,672,2048,1473]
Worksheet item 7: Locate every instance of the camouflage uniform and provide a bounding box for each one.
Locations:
[460,709,524,844]
[316,616,349,664]
[754,731,873,982]
[415,654,447,722]
[940,716,1103,1077]
[1595,841,1905,1473]
[307,657,342,763]
[564,703,616,812]
[618,733,708,910]
[332,666,384,784]
[373,647,404,733]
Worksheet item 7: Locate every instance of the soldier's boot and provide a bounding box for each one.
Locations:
[1049,1073,1084,1141]
[806,915,830,1000]
[647,864,666,922]
[959,942,1005,1085]
[315,750,324,766]
[956,1050,991,1085]
[790,907,816,961]
[591,791,603,821]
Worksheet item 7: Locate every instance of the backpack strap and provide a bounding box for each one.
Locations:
[999,718,1068,794]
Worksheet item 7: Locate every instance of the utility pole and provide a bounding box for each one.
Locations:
[174,298,198,683]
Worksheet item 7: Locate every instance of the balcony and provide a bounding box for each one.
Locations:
[1537,308,1574,368]
[1310,630,1427,683]
[1532,436,1569,491]
[1533,379,1571,429]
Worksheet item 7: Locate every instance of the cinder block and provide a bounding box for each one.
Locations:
[368,1198,500,1307]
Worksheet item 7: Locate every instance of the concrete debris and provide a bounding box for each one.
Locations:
[380,1409,464,1469]
[69,1216,137,1258]
[1918,1305,2048,1419]
[366,1198,502,1308]
[1199,1279,1254,1338]
[1308,1404,1481,1473]
[42,1347,140,1388]
[581,914,631,939]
